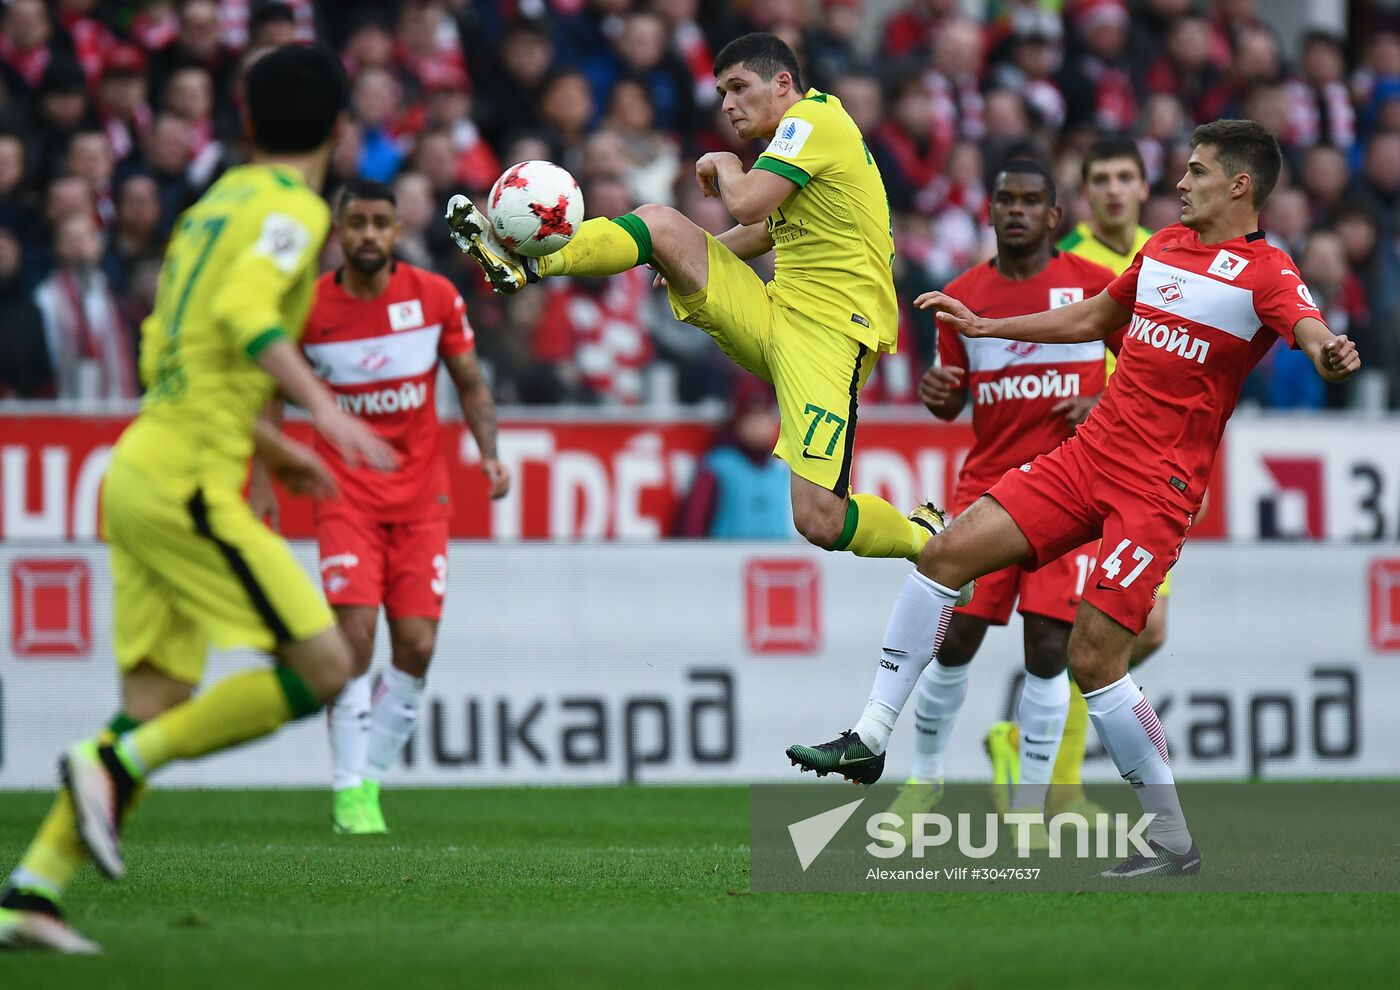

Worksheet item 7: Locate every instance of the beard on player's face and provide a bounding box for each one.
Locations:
[347,245,389,273]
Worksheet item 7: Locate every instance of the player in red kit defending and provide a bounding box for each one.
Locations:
[788,121,1360,878]
[885,162,1119,840]
[255,179,510,834]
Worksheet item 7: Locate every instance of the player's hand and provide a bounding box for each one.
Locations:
[247,462,281,529]
[649,263,667,289]
[260,434,340,501]
[314,406,400,472]
[918,365,965,411]
[482,457,512,500]
[695,152,738,198]
[1052,394,1100,429]
[914,291,987,337]
[1320,334,1360,380]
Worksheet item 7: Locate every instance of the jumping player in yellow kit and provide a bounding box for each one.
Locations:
[447,33,967,579]
[0,45,396,954]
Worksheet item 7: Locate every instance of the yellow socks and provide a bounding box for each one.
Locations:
[114,668,317,778]
[1051,680,1090,805]
[10,794,87,903]
[829,494,929,561]
[536,215,651,277]
[5,668,319,907]
[7,715,138,902]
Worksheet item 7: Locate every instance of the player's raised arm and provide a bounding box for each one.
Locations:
[696,151,796,226]
[915,288,1130,344]
[1294,317,1361,383]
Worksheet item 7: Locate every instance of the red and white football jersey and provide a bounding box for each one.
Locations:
[302,263,474,520]
[1082,224,1326,507]
[940,252,1117,508]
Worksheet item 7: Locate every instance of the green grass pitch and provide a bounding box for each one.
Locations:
[2,787,1397,987]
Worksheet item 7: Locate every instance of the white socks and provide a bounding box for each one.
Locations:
[329,672,371,792]
[1084,673,1193,854]
[910,660,971,781]
[365,666,426,780]
[1012,671,1069,811]
[853,571,962,754]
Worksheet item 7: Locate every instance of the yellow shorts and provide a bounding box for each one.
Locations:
[1157,569,1172,599]
[669,232,878,492]
[102,456,334,685]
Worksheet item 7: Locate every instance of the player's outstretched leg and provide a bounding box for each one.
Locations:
[1071,605,1200,878]
[444,194,539,293]
[787,497,1028,783]
[883,618,984,824]
[446,194,658,295]
[65,630,350,878]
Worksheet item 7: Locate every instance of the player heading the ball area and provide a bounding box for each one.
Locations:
[447,32,969,577]
[886,161,1119,846]
[788,119,1361,879]
[0,45,396,954]
[260,178,510,834]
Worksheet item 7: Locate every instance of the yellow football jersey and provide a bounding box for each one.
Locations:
[119,164,330,493]
[752,89,897,353]
[1058,221,1151,376]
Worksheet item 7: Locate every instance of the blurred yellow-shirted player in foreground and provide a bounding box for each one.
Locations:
[0,45,396,955]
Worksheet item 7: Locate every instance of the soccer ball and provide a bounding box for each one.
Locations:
[486,160,585,257]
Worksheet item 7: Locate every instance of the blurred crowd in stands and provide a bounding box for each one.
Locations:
[0,0,1396,413]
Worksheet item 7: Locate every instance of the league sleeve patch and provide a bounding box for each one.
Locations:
[766,117,815,159]
[254,212,313,275]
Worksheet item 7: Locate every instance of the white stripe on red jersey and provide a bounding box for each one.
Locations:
[1137,256,1261,342]
[303,323,445,385]
[303,263,474,521]
[939,252,1118,508]
[1081,224,1326,508]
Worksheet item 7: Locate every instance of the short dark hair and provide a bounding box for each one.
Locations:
[1081,135,1146,183]
[1189,119,1282,209]
[337,177,395,215]
[713,33,802,91]
[243,44,347,154]
[996,159,1057,206]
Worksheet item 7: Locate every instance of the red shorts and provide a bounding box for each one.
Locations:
[956,542,1099,626]
[315,508,449,620]
[951,481,1095,626]
[986,439,1192,634]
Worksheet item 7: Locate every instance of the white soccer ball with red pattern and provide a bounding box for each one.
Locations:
[487,160,584,257]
